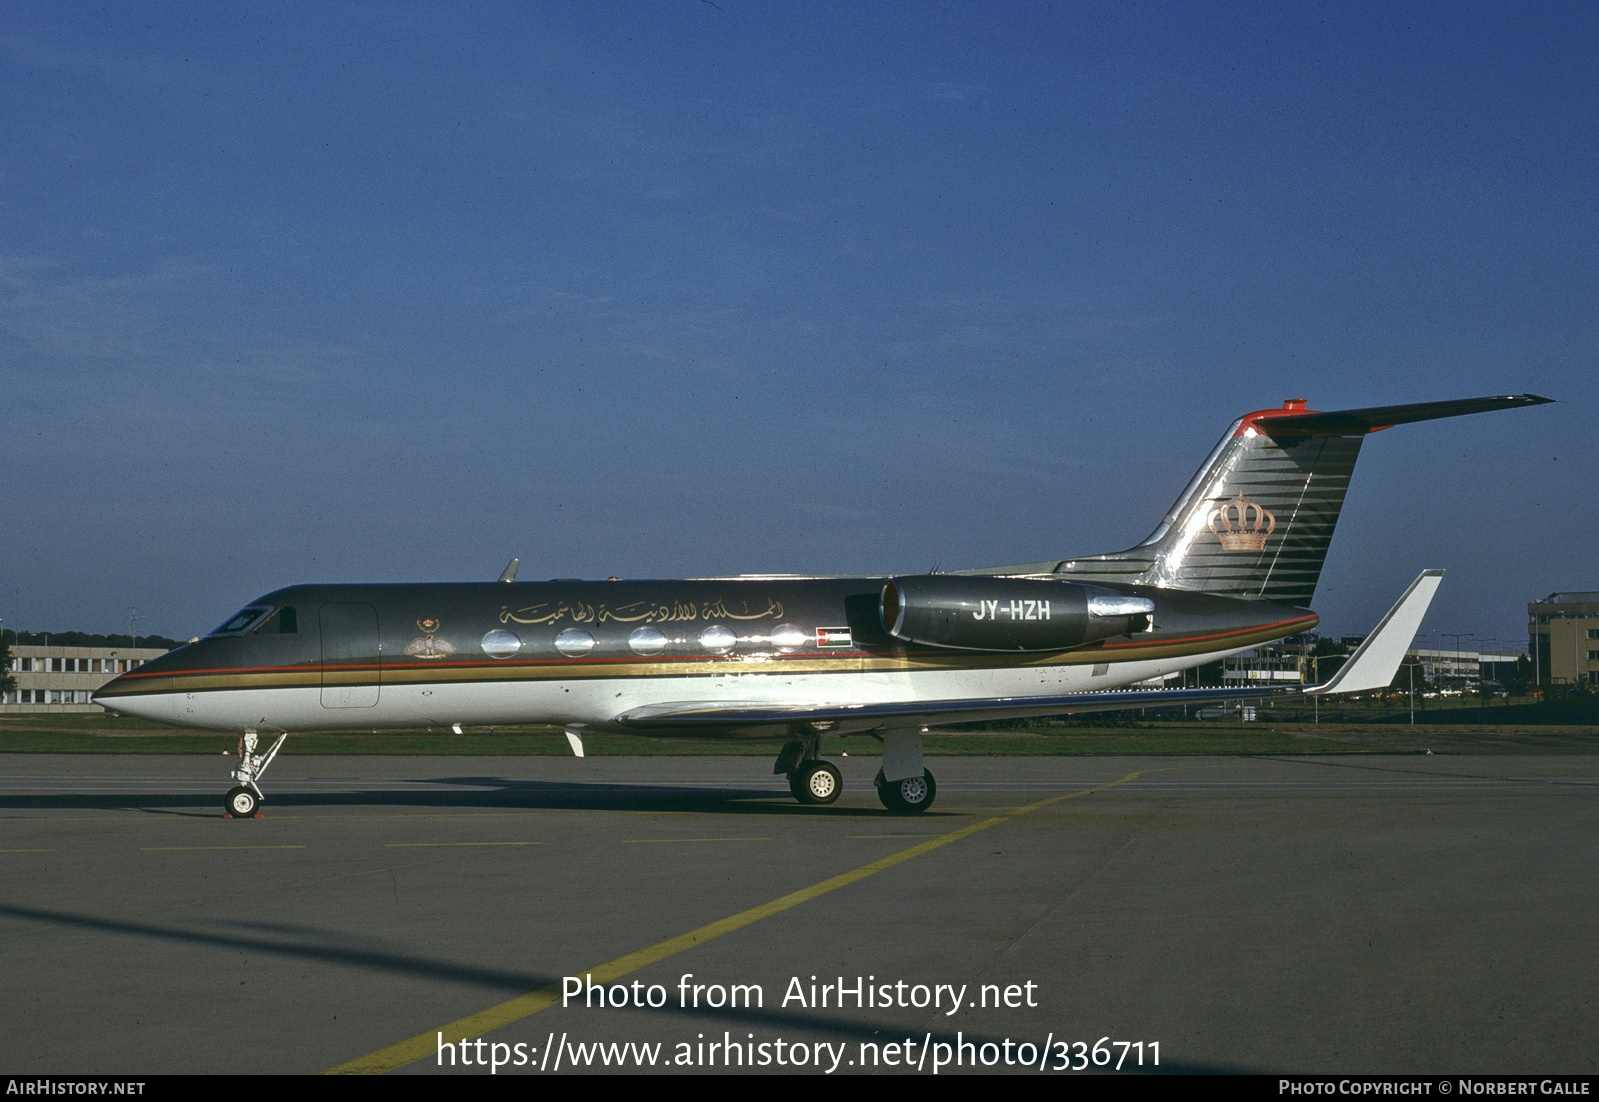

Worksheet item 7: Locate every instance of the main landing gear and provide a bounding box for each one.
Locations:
[224,729,287,819]
[772,731,938,813]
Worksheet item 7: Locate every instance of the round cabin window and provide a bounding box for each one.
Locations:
[480,629,522,659]
[770,624,808,650]
[554,628,596,657]
[628,627,668,656]
[699,624,737,654]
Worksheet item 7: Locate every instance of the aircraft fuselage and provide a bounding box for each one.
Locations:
[97,577,1313,736]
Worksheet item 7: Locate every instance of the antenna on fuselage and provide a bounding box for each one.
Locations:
[498,558,520,583]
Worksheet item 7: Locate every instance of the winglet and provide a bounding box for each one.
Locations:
[498,558,520,584]
[1307,570,1444,695]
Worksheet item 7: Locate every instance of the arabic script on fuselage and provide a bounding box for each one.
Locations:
[498,596,784,627]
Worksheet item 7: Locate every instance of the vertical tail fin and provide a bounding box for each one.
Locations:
[972,395,1551,606]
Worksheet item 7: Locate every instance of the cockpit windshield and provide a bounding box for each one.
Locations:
[211,607,272,635]
[252,606,298,634]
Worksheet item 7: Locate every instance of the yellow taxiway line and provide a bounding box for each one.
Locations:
[326,771,1141,1075]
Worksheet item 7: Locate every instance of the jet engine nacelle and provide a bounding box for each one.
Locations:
[880,576,1155,652]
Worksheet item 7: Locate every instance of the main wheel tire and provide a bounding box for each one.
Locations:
[794,760,842,805]
[787,770,807,800]
[224,786,258,818]
[879,769,936,814]
[875,770,897,811]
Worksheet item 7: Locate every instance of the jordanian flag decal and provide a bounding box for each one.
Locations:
[816,627,852,648]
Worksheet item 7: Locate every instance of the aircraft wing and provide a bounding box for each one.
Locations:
[614,683,1290,734]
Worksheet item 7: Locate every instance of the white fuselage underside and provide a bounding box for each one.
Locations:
[108,644,1255,734]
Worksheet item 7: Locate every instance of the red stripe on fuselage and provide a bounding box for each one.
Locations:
[1100,614,1316,649]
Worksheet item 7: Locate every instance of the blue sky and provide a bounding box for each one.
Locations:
[2,1,1594,652]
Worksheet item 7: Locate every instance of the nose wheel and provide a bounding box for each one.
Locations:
[876,768,937,813]
[224,729,285,818]
[225,786,261,818]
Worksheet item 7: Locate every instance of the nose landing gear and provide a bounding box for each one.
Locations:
[224,729,286,818]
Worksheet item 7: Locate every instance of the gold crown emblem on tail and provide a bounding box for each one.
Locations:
[1208,493,1276,552]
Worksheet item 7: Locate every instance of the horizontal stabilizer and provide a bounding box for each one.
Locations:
[1253,394,1552,437]
[1307,570,1444,695]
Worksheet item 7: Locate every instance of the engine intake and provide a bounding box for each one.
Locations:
[880,576,1154,652]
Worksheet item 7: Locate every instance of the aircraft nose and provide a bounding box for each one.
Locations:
[93,672,161,719]
[92,644,192,719]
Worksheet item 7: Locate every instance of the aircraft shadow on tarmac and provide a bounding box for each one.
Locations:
[0,901,1228,1071]
[0,777,929,817]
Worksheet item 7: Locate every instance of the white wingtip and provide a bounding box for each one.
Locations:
[1308,570,1444,696]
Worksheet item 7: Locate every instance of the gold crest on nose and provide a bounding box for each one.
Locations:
[1208,493,1276,552]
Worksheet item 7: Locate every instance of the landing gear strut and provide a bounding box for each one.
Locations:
[775,739,842,806]
[225,729,287,818]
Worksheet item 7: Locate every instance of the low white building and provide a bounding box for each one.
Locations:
[1407,648,1522,683]
[2,644,170,713]
[1222,642,1524,687]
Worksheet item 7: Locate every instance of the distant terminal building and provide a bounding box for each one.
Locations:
[1223,637,1523,686]
[2,644,170,713]
[1407,648,1522,683]
[1528,592,1599,686]
[1222,648,1305,683]
[1223,634,1314,683]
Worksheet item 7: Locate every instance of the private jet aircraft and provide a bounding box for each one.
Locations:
[95,394,1551,817]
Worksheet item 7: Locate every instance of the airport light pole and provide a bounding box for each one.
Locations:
[1311,655,1319,725]
[1442,633,1474,690]
[1480,637,1504,695]
[1530,611,1543,688]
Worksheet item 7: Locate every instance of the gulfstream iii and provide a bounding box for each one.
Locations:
[95,394,1551,817]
